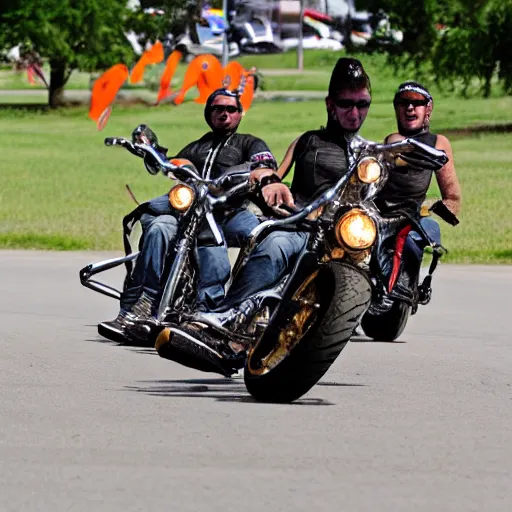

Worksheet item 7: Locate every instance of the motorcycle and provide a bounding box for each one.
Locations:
[147,135,450,402]
[79,128,256,345]
[360,197,459,342]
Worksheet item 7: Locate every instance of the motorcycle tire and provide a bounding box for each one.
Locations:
[360,300,411,342]
[244,262,371,403]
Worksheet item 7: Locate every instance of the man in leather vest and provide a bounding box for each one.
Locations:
[188,58,373,331]
[373,81,462,307]
[98,88,290,343]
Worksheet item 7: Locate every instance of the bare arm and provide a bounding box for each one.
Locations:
[277,137,300,179]
[435,135,462,215]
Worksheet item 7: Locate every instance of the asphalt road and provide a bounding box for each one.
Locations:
[1,251,511,512]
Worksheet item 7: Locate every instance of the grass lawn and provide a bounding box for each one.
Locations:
[1,50,510,261]
[1,95,510,262]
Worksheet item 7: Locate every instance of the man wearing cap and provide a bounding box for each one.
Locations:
[168,58,373,345]
[372,81,462,308]
[98,88,290,343]
[378,81,461,218]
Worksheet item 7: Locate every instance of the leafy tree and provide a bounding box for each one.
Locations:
[361,0,512,96]
[0,0,138,107]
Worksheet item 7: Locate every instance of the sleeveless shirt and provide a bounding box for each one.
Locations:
[374,131,438,216]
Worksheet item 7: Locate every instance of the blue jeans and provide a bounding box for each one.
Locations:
[120,194,259,312]
[220,230,309,310]
[219,217,441,311]
[405,216,441,264]
[195,208,260,310]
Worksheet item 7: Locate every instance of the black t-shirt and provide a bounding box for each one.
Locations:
[176,132,277,179]
[290,129,350,207]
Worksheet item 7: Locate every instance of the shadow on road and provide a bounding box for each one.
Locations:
[87,336,158,354]
[351,335,407,344]
[125,378,335,405]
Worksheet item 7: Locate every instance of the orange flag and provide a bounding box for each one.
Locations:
[130,41,164,84]
[239,72,255,112]
[89,64,129,129]
[174,54,223,105]
[156,50,182,104]
[222,61,245,90]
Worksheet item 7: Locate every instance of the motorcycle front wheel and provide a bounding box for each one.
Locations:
[244,261,371,403]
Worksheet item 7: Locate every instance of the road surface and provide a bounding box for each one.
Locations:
[1,251,510,512]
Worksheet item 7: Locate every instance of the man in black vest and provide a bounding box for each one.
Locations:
[187,58,373,330]
[99,88,290,343]
[373,81,461,307]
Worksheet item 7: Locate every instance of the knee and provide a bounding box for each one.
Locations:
[145,215,178,241]
[256,232,302,267]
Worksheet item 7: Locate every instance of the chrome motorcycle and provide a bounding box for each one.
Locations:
[79,131,256,346]
[153,136,450,402]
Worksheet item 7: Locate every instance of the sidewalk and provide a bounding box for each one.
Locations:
[0,87,326,104]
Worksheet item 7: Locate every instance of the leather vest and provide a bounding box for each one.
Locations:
[290,129,350,207]
[374,131,438,216]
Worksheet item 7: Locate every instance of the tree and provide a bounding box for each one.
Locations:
[361,0,512,96]
[0,0,136,107]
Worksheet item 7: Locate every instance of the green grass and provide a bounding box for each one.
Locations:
[0,97,510,262]
[3,49,509,100]
[0,48,510,262]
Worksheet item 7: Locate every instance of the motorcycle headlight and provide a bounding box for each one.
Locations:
[169,184,194,211]
[335,209,377,249]
[357,157,382,184]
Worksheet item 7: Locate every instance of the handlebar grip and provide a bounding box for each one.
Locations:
[279,204,300,214]
[104,137,129,147]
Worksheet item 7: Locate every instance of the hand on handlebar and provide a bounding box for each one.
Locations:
[397,151,447,172]
[262,183,295,216]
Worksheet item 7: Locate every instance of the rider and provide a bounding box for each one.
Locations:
[99,88,291,343]
[372,81,461,307]
[160,58,373,357]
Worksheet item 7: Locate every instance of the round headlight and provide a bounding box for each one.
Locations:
[357,157,382,184]
[335,209,377,249]
[169,184,194,211]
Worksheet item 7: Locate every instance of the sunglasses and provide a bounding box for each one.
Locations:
[394,98,429,108]
[334,98,371,110]
[211,105,240,114]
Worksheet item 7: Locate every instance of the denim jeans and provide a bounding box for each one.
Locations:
[216,217,440,312]
[220,230,309,310]
[195,208,260,310]
[120,194,260,312]
[405,216,441,264]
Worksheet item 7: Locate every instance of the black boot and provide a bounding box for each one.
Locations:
[98,311,133,343]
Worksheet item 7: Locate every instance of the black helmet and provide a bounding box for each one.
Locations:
[328,58,372,97]
[204,88,243,130]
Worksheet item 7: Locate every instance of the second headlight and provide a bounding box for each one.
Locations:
[357,157,382,184]
[335,209,377,249]
[169,184,195,211]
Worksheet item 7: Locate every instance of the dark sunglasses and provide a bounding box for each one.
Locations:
[211,105,240,114]
[394,98,429,108]
[334,98,371,110]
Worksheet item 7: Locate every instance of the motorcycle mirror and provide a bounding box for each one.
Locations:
[132,124,159,146]
[132,124,169,157]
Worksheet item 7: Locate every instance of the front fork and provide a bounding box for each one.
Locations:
[156,215,200,322]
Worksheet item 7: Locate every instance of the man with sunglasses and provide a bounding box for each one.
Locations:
[161,58,374,364]
[371,81,462,310]
[99,88,289,343]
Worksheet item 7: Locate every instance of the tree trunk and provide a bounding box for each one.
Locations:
[48,60,68,108]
